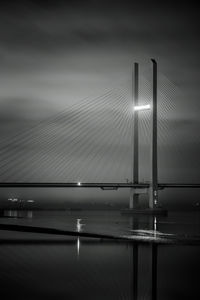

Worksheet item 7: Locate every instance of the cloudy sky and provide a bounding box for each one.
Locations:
[0,0,199,208]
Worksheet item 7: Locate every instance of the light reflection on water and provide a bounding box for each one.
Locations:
[0,210,200,299]
[77,237,80,257]
[76,219,85,257]
[3,209,33,219]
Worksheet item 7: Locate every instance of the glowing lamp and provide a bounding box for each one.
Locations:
[134,104,151,111]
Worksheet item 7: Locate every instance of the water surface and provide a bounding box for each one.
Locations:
[0,210,200,299]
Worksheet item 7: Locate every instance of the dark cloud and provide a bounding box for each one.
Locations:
[0,0,199,101]
[0,1,199,53]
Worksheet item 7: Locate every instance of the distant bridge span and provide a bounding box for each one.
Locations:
[1,182,200,189]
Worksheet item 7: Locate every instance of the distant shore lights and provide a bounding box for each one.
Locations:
[134,104,151,111]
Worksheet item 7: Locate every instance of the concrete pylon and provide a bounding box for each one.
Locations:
[130,63,139,209]
[149,59,158,208]
[125,60,167,215]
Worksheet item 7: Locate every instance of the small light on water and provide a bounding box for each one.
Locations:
[77,182,81,186]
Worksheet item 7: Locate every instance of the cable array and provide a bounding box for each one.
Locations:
[0,71,199,183]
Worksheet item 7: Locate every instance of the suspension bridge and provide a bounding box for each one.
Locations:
[0,59,200,212]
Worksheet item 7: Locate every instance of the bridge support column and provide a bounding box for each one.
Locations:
[149,59,158,209]
[123,59,167,215]
[130,62,139,209]
[129,189,139,209]
[130,188,148,208]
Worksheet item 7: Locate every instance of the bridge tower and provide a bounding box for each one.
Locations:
[129,59,158,209]
[149,59,158,209]
[130,62,139,209]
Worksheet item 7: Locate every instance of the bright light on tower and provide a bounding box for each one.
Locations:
[134,104,151,111]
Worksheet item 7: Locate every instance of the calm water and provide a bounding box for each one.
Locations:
[0,210,200,299]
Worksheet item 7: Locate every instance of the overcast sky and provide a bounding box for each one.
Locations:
[0,0,199,208]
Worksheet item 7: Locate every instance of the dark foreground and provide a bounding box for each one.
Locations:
[0,210,200,299]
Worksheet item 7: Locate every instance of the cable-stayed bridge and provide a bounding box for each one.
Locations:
[1,59,200,211]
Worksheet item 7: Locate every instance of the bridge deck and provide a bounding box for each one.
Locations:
[1,182,200,189]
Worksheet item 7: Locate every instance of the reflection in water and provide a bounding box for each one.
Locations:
[131,216,158,300]
[77,237,80,257]
[76,219,85,257]
[6,210,18,218]
[154,216,157,231]
[0,211,200,299]
[3,210,33,219]
[27,211,33,219]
